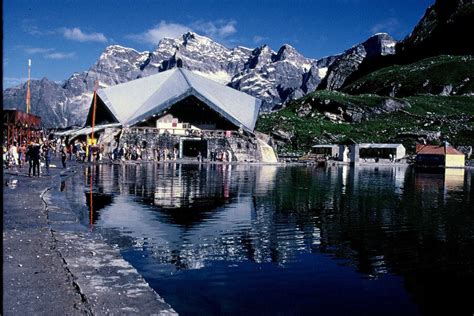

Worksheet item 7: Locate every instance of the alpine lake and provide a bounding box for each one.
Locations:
[63,163,474,315]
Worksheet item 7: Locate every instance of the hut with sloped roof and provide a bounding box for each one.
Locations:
[75,68,276,162]
[416,143,465,168]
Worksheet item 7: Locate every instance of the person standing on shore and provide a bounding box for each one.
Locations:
[42,142,52,175]
[9,142,19,167]
[19,141,27,168]
[26,142,32,176]
[61,143,67,168]
[69,143,74,161]
[28,141,41,177]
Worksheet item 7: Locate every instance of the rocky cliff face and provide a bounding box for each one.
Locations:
[397,0,474,61]
[3,78,81,127]
[318,33,397,91]
[229,44,318,110]
[336,0,474,89]
[3,32,393,128]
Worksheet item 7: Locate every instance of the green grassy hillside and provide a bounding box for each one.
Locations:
[343,55,474,97]
[256,90,474,154]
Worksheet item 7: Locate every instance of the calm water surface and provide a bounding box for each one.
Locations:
[65,163,474,315]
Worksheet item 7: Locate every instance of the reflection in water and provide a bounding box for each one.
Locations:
[65,164,474,316]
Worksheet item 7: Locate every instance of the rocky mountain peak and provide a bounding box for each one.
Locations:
[274,44,298,60]
[4,25,438,128]
[99,45,148,62]
[317,32,398,91]
[182,31,196,42]
[180,31,216,46]
[246,45,275,69]
[362,33,397,57]
[274,44,313,70]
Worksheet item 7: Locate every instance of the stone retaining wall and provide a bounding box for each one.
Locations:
[118,128,262,162]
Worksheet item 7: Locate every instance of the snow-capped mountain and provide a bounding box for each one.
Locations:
[230,44,317,109]
[3,32,396,128]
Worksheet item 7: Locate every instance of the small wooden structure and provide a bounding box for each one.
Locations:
[3,109,42,145]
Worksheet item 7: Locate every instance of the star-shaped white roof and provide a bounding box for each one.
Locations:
[92,68,262,132]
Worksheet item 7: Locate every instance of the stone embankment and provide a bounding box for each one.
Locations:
[3,158,176,315]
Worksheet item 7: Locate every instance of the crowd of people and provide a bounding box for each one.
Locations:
[3,139,62,176]
[112,144,179,161]
[3,136,237,176]
[111,144,233,163]
[2,138,106,176]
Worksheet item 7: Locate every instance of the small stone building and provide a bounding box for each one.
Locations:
[83,68,277,162]
[311,145,339,157]
[416,144,465,168]
[359,143,406,160]
[336,142,406,163]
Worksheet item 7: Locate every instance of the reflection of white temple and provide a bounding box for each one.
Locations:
[93,164,330,270]
[153,164,184,208]
[255,165,278,194]
[97,195,256,271]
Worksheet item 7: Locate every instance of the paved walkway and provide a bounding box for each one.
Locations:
[3,158,176,315]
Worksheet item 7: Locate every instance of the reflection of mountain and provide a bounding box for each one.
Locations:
[75,163,474,315]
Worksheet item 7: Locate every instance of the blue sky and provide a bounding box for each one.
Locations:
[3,0,434,89]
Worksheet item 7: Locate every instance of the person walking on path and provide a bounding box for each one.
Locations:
[42,141,52,175]
[61,143,67,168]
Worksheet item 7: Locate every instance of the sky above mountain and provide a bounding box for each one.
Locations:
[3,0,434,89]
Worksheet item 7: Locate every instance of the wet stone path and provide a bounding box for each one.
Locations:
[3,159,176,315]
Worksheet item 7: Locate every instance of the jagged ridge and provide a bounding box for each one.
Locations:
[3,32,395,127]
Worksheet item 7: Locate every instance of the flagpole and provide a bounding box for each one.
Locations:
[26,59,31,114]
[91,79,99,145]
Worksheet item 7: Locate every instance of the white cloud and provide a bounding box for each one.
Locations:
[21,46,76,60]
[192,20,237,40]
[253,35,269,44]
[21,19,45,36]
[44,52,76,60]
[24,47,55,54]
[127,21,191,45]
[371,17,399,34]
[127,19,238,45]
[62,27,108,43]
